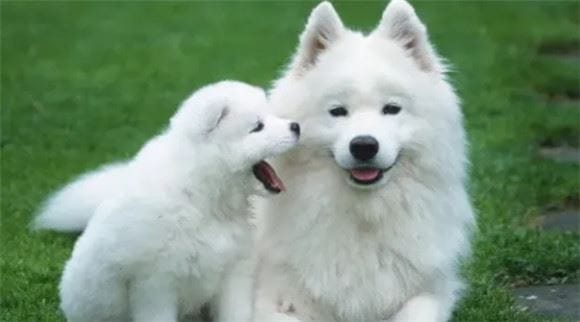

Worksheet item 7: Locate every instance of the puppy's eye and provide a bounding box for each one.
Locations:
[250,121,264,133]
[329,106,348,117]
[382,103,401,115]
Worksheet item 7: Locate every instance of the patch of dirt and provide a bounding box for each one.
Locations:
[536,83,580,104]
[537,128,580,164]
[538,127,579,149]
[513,284,580,320]
[529,194,580,232]
[538,129,579,163]
[542,88,580,103]
[529,209,580,232]
[561,193,580,209]
[536,40,580,103]
[538,39,580,62]
[538,146,580,164]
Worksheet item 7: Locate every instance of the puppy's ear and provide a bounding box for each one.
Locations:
[200,104,229,134]
[170,94,229,138]
[372,0,442,73]
[289,1,344,76]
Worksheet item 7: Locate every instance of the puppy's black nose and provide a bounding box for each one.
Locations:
[350,135,379,161]
[290,122,300,137]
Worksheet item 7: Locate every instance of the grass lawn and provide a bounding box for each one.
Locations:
[1,1,579,321]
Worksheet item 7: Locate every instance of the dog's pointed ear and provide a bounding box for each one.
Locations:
[289,1,344,76]
[373,0,442,73]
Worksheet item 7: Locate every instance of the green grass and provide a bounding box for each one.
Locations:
[2,1,579,321]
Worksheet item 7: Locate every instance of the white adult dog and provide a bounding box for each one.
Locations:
[250,1,475,321]
[50,81,300,322]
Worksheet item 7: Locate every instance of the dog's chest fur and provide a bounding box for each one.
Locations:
[257,166,465,321]
[304,227,424,320]
[265,214,422,320]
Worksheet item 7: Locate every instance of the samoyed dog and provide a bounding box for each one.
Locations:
[43,81,300,322]
[250,1,475,321]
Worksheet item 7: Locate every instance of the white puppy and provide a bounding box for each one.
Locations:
[251,1,475,322]
[56,81,300,322]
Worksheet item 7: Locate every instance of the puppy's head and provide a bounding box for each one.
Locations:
[170,81,301,193]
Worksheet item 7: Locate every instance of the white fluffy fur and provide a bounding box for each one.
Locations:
[248,1,475,321]
[33,162,130,232]
[53,81,299,322]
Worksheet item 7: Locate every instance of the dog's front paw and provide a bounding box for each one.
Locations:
[277,298,297,315]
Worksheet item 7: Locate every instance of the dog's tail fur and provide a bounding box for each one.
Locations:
[33,163,129,232]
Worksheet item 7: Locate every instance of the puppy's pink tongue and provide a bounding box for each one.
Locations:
[253,161,286,193]
[350,168,381,181]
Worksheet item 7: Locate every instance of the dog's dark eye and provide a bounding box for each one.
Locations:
[250,121,264,133]
[382,103,401,115]
[329,106,348,117]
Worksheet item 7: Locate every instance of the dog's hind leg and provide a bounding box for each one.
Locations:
[129,277,179,322]
[60,256,129,322]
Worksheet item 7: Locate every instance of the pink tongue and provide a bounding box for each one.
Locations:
[261,162,286,191]
[350,168,380,181]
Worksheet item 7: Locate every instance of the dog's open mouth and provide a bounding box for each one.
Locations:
[347,155,399,186]
[349,167,385,185]
[253,161,286,194]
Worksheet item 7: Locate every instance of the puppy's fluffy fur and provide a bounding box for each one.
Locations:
[249,1,475,321]
[50,81,299,322]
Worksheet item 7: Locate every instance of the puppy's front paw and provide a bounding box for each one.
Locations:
[277,298,296,314]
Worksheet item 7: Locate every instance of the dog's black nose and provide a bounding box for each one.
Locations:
[290,122,300,137]
[350,135,379,161]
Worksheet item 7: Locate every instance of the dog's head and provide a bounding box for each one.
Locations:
[171,81,300,193]
[270,0,465,190]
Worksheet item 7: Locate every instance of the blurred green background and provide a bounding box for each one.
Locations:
[1,1,579,321]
